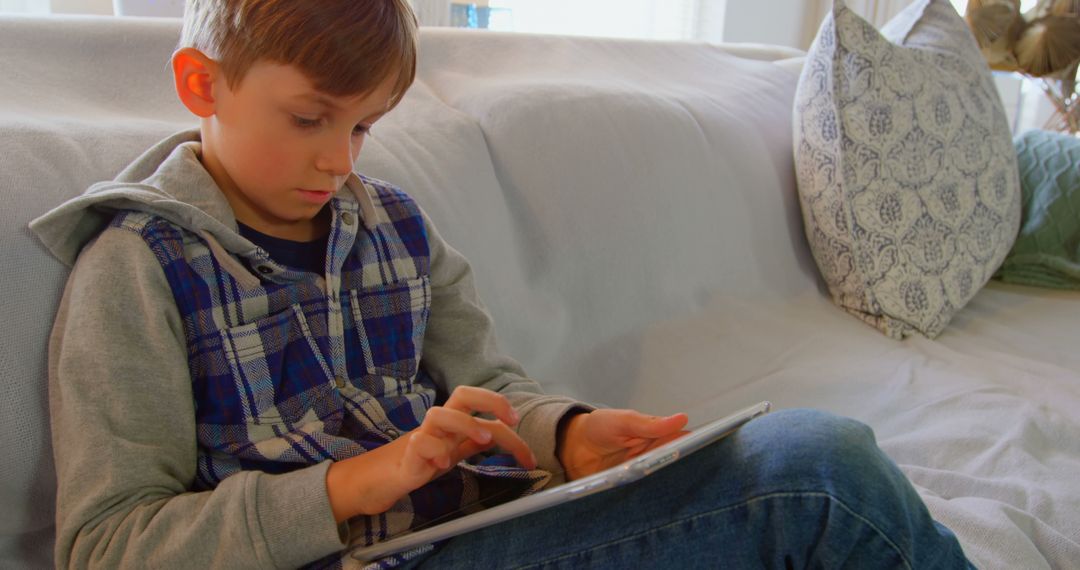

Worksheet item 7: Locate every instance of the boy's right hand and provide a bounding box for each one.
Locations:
[326,386,537,523]
[401,386,537,481]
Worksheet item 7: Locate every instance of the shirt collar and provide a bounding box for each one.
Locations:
[343,171,382,231]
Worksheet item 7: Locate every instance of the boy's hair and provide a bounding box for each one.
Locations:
[179,0,418,110]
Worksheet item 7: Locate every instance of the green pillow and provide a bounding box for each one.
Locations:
[995,130,1080,290]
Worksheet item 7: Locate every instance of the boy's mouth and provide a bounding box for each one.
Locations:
[296,188,334,204]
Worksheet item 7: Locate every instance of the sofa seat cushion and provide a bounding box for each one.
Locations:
[793,0,1022,339]
[602,281,1080,570]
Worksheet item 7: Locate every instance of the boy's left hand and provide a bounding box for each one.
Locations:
[557,409,690,481]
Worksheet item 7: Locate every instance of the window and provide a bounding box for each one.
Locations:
[2,0,120,15]
[0,0,49,14]
[481,0,699,41]
[415,0,715,42]
[949,0,1040,15]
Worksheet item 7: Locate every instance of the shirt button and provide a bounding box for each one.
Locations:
[341,212,355,226]
[334,376,346,389]
[256,265,273,275]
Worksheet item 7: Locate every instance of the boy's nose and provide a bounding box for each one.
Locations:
[316,136,359,177]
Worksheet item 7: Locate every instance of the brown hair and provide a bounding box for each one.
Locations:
[179,0,418,110]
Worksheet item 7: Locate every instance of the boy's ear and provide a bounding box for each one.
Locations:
[172,47,218,118]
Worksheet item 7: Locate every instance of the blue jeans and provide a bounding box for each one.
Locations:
[402,408,973,569]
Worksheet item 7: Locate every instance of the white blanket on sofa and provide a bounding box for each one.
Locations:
[398,30,1080,570]
[2,15,1077,570]
[598,286,1080,569]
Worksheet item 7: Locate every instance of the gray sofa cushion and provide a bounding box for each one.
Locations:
[0,14,193,567]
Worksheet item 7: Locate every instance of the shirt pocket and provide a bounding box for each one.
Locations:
[347,275,431,381]
[219,303,337,427]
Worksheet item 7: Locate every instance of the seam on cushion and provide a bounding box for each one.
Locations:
[828,7,912,336]
[826,9,873,318]
[509,491,915,570]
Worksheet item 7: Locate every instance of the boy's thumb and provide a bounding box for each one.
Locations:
[635,412,688,436]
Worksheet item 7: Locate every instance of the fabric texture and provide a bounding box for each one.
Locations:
[397,409,972,570]
[793,0,1022,339]
[237,221,329,274]
[994,129,1080,290]
[28,127,590,569]
[606,285,1080,569]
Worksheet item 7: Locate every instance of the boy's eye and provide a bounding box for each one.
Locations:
[293,115,321,129]
[293,115,370,137]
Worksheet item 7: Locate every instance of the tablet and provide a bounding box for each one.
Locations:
[350,400,772,563]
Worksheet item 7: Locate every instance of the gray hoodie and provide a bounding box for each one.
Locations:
[30,127,588,569]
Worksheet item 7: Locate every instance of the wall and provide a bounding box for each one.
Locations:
[1,0,177,15]
[3,0,1055,134]
[720,0,813,49]
[720,0,914,50]
[48,0,110,14]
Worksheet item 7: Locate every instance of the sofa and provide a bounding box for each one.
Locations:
[2,12,1078,570]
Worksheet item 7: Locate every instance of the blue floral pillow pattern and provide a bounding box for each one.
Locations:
[793,0,1021,339]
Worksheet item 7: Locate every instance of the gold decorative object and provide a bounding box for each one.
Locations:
[966,0,1080,133]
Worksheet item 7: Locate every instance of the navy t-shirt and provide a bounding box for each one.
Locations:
[237,221,328,275]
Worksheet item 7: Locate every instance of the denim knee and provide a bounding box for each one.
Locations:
[729,408,899,500]
[716,409,971,569]
[739,407,878,457]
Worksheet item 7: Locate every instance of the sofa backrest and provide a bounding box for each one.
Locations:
[0,15,809,567]
[372,29,818,398]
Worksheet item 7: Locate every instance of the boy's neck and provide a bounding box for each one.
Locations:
[238,206,332,242]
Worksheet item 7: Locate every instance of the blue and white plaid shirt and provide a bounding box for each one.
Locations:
[108,173,551,568]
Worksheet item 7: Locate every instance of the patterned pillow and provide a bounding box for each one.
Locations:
[793,0,1021,339]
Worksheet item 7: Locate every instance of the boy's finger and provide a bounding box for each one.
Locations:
[629,412,689,437]
[635,430,691,456]
[475,418,537,469]
[408,431,452,469]
[454,438,496,462]
[444,386,519,427]
[424,406,493,444]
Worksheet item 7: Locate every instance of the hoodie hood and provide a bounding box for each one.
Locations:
[29,127,377,268]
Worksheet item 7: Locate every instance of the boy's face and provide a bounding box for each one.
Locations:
[192,57,395,240]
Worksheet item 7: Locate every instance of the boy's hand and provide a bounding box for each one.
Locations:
[557,409,689,481]
[327,386,536,522]
[400,386,537,481]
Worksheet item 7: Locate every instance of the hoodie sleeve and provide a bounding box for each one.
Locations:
[416,210,595,481]
[48,226,345,570]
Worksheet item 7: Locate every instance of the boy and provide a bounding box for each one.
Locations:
[30,1,973,568]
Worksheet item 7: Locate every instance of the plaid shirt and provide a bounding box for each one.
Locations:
[108,174,549,568]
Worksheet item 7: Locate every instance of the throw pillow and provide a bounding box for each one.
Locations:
[995,129,1080,290]
[793,0,1022,339]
